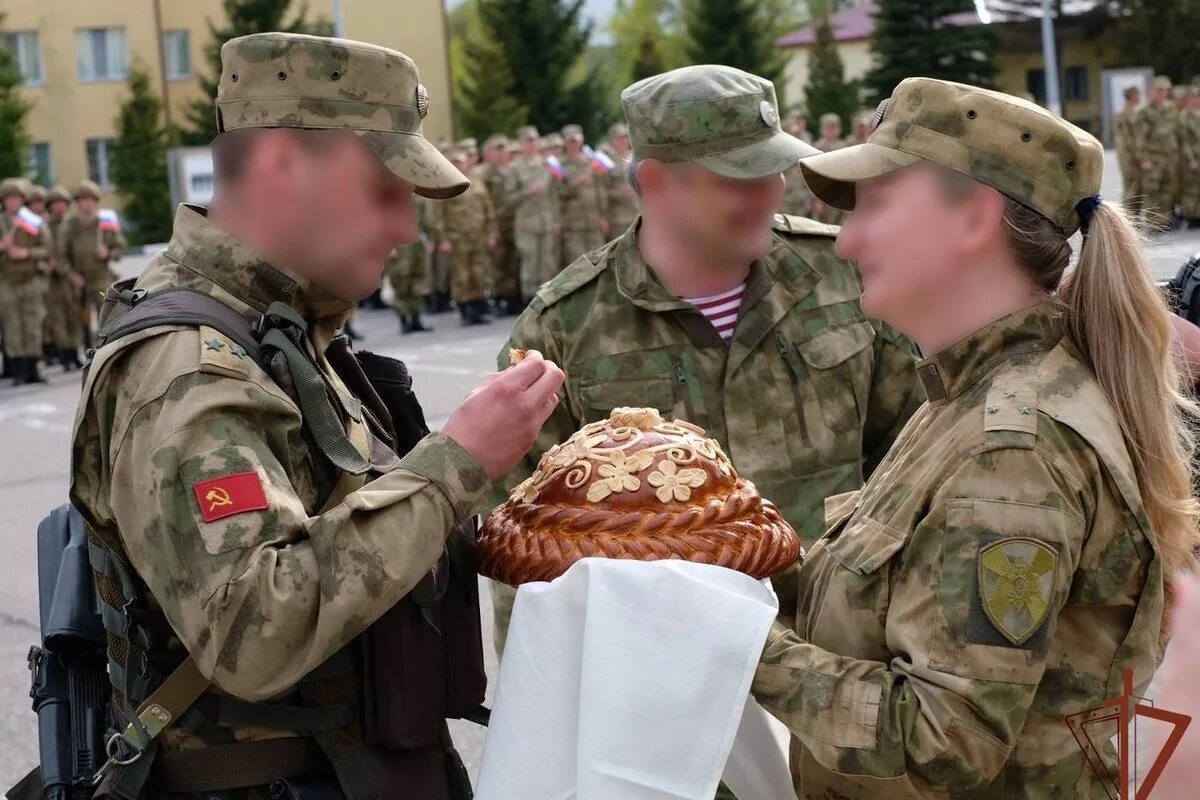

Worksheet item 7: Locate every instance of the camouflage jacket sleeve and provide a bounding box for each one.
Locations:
[88,334,491,702]
[861,320,921,476]
[752,445,1087,794]
[482,190,498,239]
[106,226,126,261]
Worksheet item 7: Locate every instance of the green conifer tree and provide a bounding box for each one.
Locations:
[112,68,174,244]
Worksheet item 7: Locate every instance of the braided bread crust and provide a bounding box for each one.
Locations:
[477,481,800,585]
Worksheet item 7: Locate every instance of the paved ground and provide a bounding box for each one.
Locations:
[0,191,1195,789]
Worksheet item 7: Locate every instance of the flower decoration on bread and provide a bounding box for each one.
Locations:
[477,407,802,585]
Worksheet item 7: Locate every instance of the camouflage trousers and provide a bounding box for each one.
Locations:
[43,270,83,349]
[515,228,560,300]
[561,227,606,268]
[0,275,47,357]
[491,233,520,298]
[1140,159,1179,228]
[386,244,429,316]
[428,249,450,296]
[447,238,490,305]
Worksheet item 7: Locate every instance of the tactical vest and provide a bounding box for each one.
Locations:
[80,281,486,800]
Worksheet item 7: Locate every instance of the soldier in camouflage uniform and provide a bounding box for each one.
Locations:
[1180,84,1200,224]
[0,178,51,385]
[781,110,818,218]
[66,33,564,800]
[25,185,47,217]
[755,76,1191,799]
[602,122,639,236]
[507,125,561,300]
[811,112,848,225]
[558,124,609,264]
[474,133,522,315]
[436,148,498,325]
[1114,85,1143,220]
[488,65,921,655]
[42,185,84,369]
[1135,75,1181,231]
[386,195,433,334]
[783,109,812,144]
[62,180,126,341]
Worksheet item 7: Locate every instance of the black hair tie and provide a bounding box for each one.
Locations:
[1077,194,1102,234]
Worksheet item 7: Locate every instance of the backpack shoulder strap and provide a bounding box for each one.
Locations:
[97,287,260,360]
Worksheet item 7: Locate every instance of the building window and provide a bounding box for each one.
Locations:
[1063,66,1089,102]
[86,138,116,188]
[163,29,191,80]
[1026,69,1047,104]
[1,31,43,86]
[77,27,128,82]
[26,143,52,183]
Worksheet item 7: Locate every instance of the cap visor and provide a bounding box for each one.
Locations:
[694,130,820,181]
[356,130,470,200]
[800,142,922,210]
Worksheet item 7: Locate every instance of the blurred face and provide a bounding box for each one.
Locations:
[521,138,538,157]
[822,122,842,141]
[2,196,22,214]
[48,200,68,218]
[1126,89,1141,109]
[788,118,807,136]
[612,133,630,152]
[834,164,998,333]
[250,131,417,302]
[28,199,45,214]
[1153,87,1169,104]
[645,161,784,264]
[566,138,582,156]
[76,197,98,216]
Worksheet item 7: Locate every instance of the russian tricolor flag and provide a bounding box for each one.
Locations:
[14,207,43,235]
[545,155,564,179]
[590,148,615,173]
[98,208,121,233]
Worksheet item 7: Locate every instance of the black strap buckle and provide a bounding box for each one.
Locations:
[253,302,309,342]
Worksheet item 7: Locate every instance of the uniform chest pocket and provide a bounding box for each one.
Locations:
[577,377,675,423]
[781,322,874,439]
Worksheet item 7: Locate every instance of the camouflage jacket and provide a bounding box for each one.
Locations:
[1114,107,1141,172]
[1134,102,1180,158]
[0,212,51,283]
[603,151,639,235]
[71,206,491,737]
[505,155,559,233]
[1181,109,1200,168]
[493,215,921,548]
[753,305,1163,799]
[433,180,497,244]
[559,152,607,232]
[61,212,126,284]
[46,215,70,275]
[471,162,514,231]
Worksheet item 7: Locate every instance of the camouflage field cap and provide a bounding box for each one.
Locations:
[800,78,1104,235]
[46,185,71,205]
[819,112,841,128]
[1153,75,1172,91]
[73,180,102,201]
[517,125,540,141]
[483,133,509,150]
[608,122,629,140]
[216,32,468,199]
[0,178,25,202]
[562,124,584,142]
[26,185,46,203]
[621,64,818,180]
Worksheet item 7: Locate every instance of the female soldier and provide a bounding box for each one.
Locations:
[751,78,1199,798]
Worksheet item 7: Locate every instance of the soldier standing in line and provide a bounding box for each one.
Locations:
[558,124,609,264]
[386,194,434,334]
[781,109,815,218]
[437,148,498,326]
[507,125,561,301]
[1180,83,1200,226]
[1135,75,1181,231]
[811,113,848,225]
[1114,85,1144,221]
[26,185,48,217]
[42,186,84,370]
[847,110,872,146]
[0,178,51,385]
[602,123,639,236]
[62,180,126,345]
[474,134,522,316]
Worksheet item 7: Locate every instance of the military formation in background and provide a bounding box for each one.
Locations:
[1114,74,1200,231]
[373,123,641,334]
[0,177,125,387]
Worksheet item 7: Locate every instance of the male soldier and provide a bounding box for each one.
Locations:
[26,185,48,217]
[68,32,563,800]
[558,124,609,264]
[1180,84,1200,225]
[385,195,433,334]
[42,185,84,369]
[781,110,815,218]
[0,178,51,384]
[474,134,522,315]
[602,122,640,235]
[62,180,126,343]
[1114,85,1144,221]
[1135,75,1181,231]
[456,137,479,172]
[489,65,921,654]
[848,110,872,146]
[437,148,498,325]
[811,113,848,224]
[507,125,561,300]
[544,131,565,161]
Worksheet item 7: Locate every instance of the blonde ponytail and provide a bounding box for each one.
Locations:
[1056,202,1200,621]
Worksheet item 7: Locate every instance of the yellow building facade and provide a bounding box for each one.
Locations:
[0,0,455,206]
